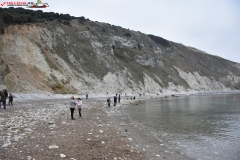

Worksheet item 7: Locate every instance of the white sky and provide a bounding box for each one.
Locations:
[4,0,240,63]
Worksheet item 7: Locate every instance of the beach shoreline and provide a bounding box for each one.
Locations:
[0,93,196,160]
[0,97,148,159]
[1,90,240,159]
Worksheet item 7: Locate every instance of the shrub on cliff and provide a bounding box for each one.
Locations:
[1,12,15,24]
[0,8,70,25]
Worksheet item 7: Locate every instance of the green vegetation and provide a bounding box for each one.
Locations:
[124,32,131,37]
[137,44,141,50]
[147,34,170,47]
[78,16,86,24]
[0,7,88,33]
[63,21,70,25]
[51,82,64,91]
[50,82,77,94]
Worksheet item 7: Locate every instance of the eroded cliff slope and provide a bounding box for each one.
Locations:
[1,19,240,94]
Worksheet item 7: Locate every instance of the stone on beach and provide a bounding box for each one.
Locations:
[48,145,59,149]
[156,154,161,158]
[2,143,11,148]
[48,121,54,124]
[0,125,4,130]
[11,126,19,130]
[60,154,66,158]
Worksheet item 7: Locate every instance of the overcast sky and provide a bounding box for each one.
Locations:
[23,1,240,63]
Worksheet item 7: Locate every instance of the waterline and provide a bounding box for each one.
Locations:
[123,94,240,160]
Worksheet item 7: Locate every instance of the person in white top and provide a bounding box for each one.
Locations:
[77,98,83,118]
[69,96,77,120]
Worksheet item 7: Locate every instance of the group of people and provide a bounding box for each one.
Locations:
[69,96,83,120]
[107,94,121,107]
[106,93,139,107]
[0,89,13,109]
[68,93,138,119]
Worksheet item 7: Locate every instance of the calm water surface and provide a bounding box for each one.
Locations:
[124,94,240,160]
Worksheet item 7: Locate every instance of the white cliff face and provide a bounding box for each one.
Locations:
[14,37,53,77]
[112,36,137,48]
[143,73,162,93]
[166,82,187,93]
[153,46,162,54]
[226,75,240,84]
[40,28,57,49]
[174,66,232,91]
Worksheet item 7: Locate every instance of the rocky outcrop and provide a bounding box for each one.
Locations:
[1,20,240,94]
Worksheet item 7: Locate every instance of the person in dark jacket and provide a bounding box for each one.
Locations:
[9,93,13,106]
[107,98,111,107]
[3,89,8,99]
[118,94,121,103]
[114,94,117,106]
[0,90,6,109]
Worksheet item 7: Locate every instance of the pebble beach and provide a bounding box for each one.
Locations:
[0,95,194,160]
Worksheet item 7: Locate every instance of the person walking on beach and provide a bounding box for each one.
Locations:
[0,90,6,109]
[69,96,77,120]
[3,89,8,99]
[107,98,111,107]
[118,94,121,103]
[77,98,83,118]
[8,93,13,106]
[114,94,117,106]
[86,94,88,100]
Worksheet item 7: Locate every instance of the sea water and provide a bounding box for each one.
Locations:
[123,94,240,160]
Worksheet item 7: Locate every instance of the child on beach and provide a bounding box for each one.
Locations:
[9,93,13,106]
